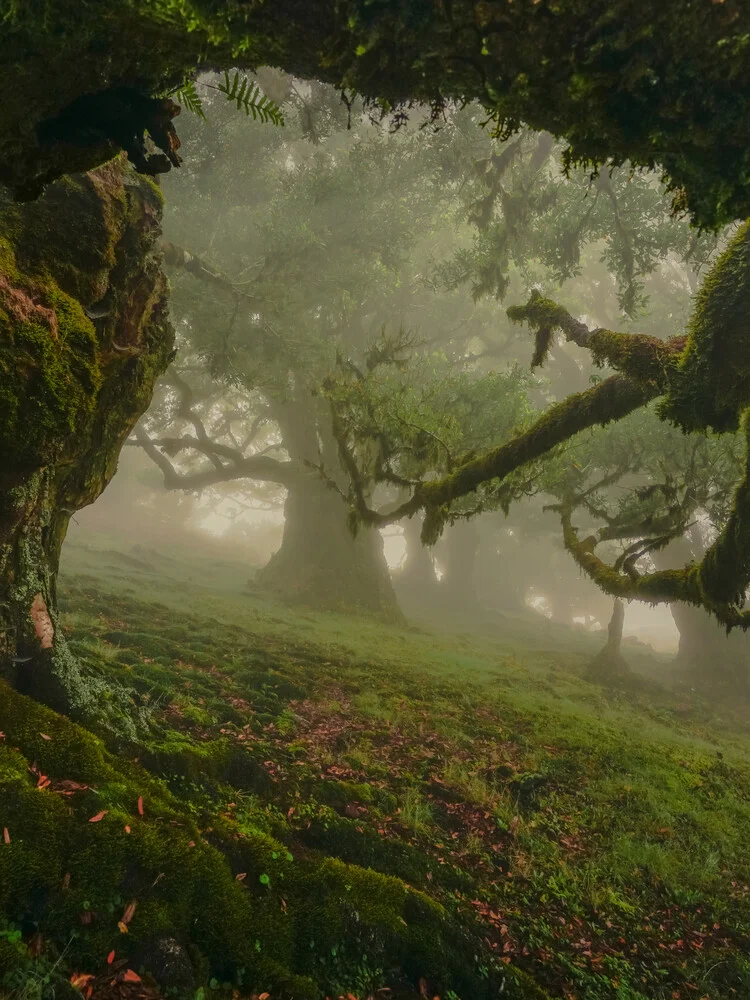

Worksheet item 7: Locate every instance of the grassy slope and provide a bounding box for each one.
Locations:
[2,529,750,1000]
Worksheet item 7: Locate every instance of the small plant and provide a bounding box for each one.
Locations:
[212,71,285,125]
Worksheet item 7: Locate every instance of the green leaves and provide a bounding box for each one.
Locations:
[169,79,206,119]
[215,72,285,126]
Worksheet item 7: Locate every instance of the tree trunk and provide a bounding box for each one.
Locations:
[257,477,401,620]
[0,159,173,715]
[257,395,401,620]
[654,536,750,690]
[587,599,630,680]
[393,514,438,599]
[438,519,478,606]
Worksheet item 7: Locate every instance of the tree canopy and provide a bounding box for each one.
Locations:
[3,1,750,228]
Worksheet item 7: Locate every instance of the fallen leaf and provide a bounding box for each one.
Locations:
[123,970,141,983]
[259,994,270,1000]
[137,796,144,816]
[40,732,52,741]
[117,921,128,934]
[88,811,108,823]
[107,949,115,965]
[124,824,131,834]
[3,828,9,844]
[70,973,94,988]
[121,899,137,925]
[235,872,247,881]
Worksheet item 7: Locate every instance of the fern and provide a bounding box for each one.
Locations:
[214,71,285,126]
[168,79,206,119]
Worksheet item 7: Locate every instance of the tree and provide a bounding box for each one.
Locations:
[0,160,173,713]
[134,81,469,617]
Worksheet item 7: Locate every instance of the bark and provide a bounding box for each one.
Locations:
[587,599,629,681]
[0,159,173,715]
[256,396,401,619]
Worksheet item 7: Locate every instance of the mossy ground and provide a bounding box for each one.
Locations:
[2,526,750,1000]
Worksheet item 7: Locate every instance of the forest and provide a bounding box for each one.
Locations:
[1,3,750,1000]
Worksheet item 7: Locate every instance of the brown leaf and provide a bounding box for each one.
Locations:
[40,732,52,741]
[117,921,129,934]
[124,824,131,834]
[88,810,108,823]
[121,899,137,925]
[123,970,141,983]
[3,827,9,844]
[137,796,144,816]
[235,872,247,881]
[107,949,115,965]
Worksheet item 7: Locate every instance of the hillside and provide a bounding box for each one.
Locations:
[1,530,749,1000]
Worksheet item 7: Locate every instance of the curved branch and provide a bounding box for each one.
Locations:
[132,427,299,490]
[559,409,750,630]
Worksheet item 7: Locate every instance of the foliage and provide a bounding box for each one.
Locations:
[3,1,750,228]
[211,72,285,126]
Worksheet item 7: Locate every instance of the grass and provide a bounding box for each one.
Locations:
[2,525,750,999]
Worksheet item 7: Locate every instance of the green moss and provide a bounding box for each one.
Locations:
[0,677,520,997]
[662,219,750,433]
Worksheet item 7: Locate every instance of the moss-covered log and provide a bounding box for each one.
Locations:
[0,159,174,714]
[2,2,750,228]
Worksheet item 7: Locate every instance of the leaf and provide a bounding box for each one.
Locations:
[40,732,52,741]
[3,827,9,844]
[169,79,206,119]
[213,71,285,126]
[107,949,115,964]
[117,921,128,934]
[70,973,94,988]
[123,970,141,983]
[137,796,144,816]
[121,899,137,925]
[88,810,108,823]
[259,873,270,886]
[235,872,247,881]
[124,824,131,834]
[259,994,270,1000]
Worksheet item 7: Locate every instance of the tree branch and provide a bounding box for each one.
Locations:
[132,427,299,490]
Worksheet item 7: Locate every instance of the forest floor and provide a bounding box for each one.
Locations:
[2,528,750,1000]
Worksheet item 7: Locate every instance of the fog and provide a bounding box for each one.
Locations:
[65,73,750,685]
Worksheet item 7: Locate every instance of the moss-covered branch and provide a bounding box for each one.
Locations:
[3,2,750,226]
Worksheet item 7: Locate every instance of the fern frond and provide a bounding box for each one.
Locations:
[214,71,285,126]
[169,79,206,119]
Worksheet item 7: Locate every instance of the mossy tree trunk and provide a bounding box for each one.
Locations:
[653,537,750,690]
[0,160,173,715]
[256,396,401,620]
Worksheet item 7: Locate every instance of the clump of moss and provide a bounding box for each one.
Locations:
[0,679,523,998]
[662,219,750,433]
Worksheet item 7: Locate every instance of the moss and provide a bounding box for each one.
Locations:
[662,219,750,433]
[0,678,523,997]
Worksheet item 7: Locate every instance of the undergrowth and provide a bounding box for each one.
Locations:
[1,530,750,999]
